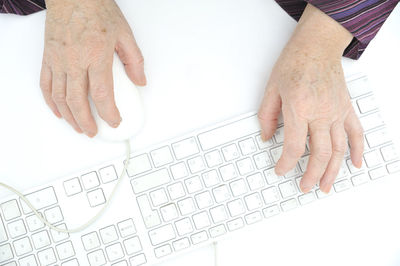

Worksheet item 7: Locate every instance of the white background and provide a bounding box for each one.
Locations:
[0,1,399,265]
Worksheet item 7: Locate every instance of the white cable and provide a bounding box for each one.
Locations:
[213,241,218,266]
[0,140,131,234]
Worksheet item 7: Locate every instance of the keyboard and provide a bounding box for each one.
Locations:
[0,74,399,266]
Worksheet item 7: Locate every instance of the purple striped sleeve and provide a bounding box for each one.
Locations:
[1,0,46,15]
[275,0,399,59]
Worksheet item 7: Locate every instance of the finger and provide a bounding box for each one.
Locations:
[300,121,332,193]
[344,108,364,168]
[52,71,83,133]
[40,63,61,118]
[257,85,281,142]
[88,61,121,128]
[319,124,347,193]
[66,71,97,137]
[275,106,307,175]
[116,32,146,86]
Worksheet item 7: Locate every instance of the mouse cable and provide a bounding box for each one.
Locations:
[0,140,131,234]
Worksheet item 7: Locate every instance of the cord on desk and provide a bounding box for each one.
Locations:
[0,140,131,234]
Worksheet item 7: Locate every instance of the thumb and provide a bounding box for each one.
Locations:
[257,85,281,141]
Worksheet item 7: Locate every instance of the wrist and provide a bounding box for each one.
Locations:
[290,4,353,58]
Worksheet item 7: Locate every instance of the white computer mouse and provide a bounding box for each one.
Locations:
[90,55,145,142]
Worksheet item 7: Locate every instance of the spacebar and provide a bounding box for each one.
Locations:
[131,169,171,194]
[198,114,260,151]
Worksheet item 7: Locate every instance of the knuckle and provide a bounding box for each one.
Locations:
[333,144,346,155]
[91,86,110,102]
[52,91,66,104]
[285,143,304,158]
[135,54,144,66]
[315,147,332,162]
[66,93,84,108]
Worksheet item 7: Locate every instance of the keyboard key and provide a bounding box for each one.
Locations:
[197,115,260,151]
[285,165,301,178]
[230,179,248,197]
[263,205,280,218]
[170,162,189,180]
[37,247,57,265]
[31,230,51,250]
[105,243,124,262]
[0,244,14,263]
[247,172,266,191]
[202,170,221,188]
[227,199,246,217]
[62,259,79,266]
[212,185,231,203]
[13,236,32,256]
[154,244,172,258]
[187,156,206,174]
[239,138,257,155]
[227,218,244,231]
[100,225,118,245]
[274,127,284,144]
[195,191,214,209]
[263,168,283,184]
[219,164,238,181]
[8,219,27,238]
[126,154,152,177]
[173,238,190,251]
[236,158,255,175]
[357,95,377,113]
[221,144,240,162]
[150,188,168,207]
[245,211,262,224]
[346,159,362,174]
[351,173,369,186]
[81,172,100,190]
[333,179,352,192]
[387,161,400,173]
[192,211,211,230]
[209,224,226,238]
[87,188,106,207]
[150,146,174,168]
[253,151,272,169]
[1,200,21,221]
[75,237,94,256]
[369,167,387,180]
[56,241,75,261]
[148,224,176,246]
[172,137,199,160]
[244,193,263,211]
[44,206,63,224]
[19,254,38,266]
[167,182,186,200]
[117,219,136,238]
[255,135,274,149]
[131,168,171,194]
[261,186,280,205]
[316,189,334,199]
[20,187,58,214]
[298,192,316,205]
[87,249,106,266]
[0,217,7,243]
[184,176,203,194]
[270,146,283,163]
[63,178,82,196]
[381,144,397,161]
[205,150,223,167]
[99,165,118,184]
[337,161,350,180]
[298,156,309,172]
[347,76,371,98]
[191,231,208,245]
[175,218,194,236]
[160,204,179,222]
[177,198,196,216]
[2,261,16,266]
[280,198,298,212]
[123,236,142,255]
[50,223,69,243]
[366,129,390,148]
[359,112,384,131]
[210,205,228,223]
[129,253,146,266]
[278,181,297,198]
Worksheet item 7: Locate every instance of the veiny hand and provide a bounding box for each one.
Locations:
[40,0,146,137]
[258,4,364,194]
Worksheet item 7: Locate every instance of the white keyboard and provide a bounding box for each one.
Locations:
[1,74,399,266]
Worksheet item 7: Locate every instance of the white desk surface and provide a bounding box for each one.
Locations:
[1,1,400,265]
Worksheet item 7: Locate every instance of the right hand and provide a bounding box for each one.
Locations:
[40,0,146,137]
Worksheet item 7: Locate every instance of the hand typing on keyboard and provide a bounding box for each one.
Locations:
[257,4,364,194]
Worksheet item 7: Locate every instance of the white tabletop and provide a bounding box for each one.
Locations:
[0,1,399,265]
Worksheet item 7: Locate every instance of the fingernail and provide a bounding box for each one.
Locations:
[54,110,62,118]
[300,181,313,193]
[111,117,122,128]
[261,133,267,142]
[84,131,96,138]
